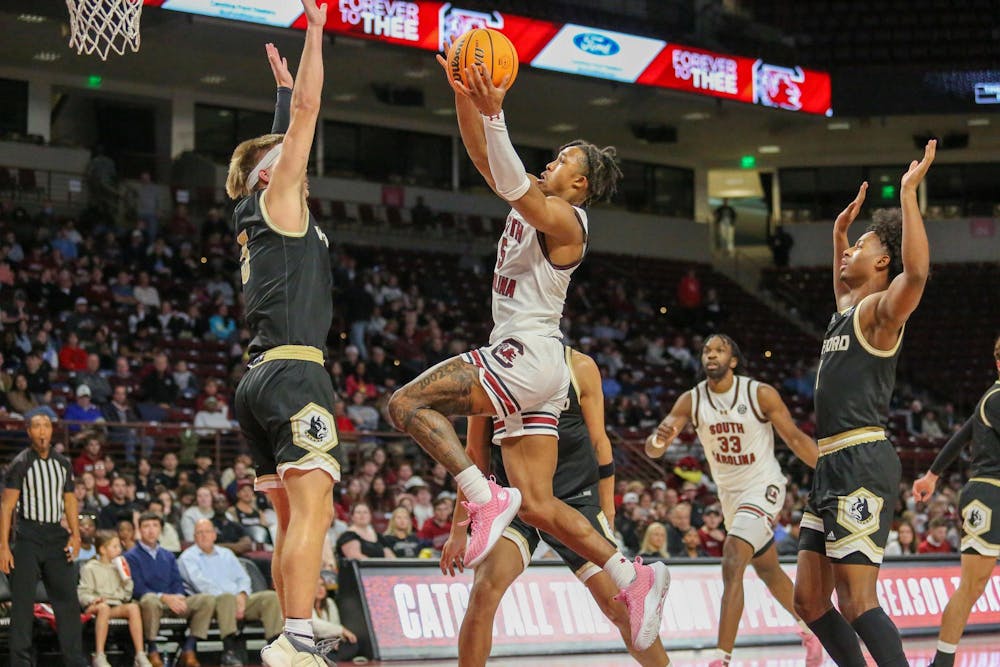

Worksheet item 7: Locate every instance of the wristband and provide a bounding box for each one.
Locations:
[598,462,615,479]
[482,111,502,121]
[483,112,532,201]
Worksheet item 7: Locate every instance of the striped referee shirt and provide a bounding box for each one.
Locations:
[4,448,73,524]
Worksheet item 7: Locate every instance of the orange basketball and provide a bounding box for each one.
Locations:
[446,28,519,90]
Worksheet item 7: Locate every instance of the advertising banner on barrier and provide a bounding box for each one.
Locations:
[351,558,1000,661]
[146,0,831,114]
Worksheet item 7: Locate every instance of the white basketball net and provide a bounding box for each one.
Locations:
[66,0,143,60]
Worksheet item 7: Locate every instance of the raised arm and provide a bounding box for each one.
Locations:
[266,43,293,134]
[263,0,327,234]
[435,53,495,192]
[572,351,615,526]
[832,182,868,306]
[873,140,935,333]
[757,383,818,469]
[645,390,693,459]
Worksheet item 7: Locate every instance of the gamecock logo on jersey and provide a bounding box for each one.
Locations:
[491,338,524,368]
[753,60,805,112]
[438,3,503,52]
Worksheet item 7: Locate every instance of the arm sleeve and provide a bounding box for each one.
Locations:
[483,113,531,202]
[929,417,974,475]
[271,86,292,134]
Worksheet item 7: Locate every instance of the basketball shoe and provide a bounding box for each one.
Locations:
[614,557,671,651]
[800,628,825,667]
[260,633,338,667]
[461,478,521,567]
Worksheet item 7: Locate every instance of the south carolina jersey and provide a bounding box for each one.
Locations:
[489,206,588,344]
[691,376,783,490]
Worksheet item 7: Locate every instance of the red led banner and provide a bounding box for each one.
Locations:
[146,0,832,114]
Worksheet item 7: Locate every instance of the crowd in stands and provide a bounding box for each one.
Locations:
[0,193,977,661]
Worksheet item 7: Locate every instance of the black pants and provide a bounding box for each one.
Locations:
[9,522,84,667]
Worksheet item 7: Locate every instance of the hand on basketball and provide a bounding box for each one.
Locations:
[834,182,868,231]
[440,532,467,577]
[435,51,469,97]
[301,0,328,27]
[463,64,511,118]
[901,139,936,193]
[265,43,293,89]
[912,472,937,503]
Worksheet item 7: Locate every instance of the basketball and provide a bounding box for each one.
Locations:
[446,28,519,90]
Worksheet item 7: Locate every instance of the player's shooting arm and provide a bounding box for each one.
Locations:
[266,43,293,134]
[263,0,326,234]
[832,182,868,304]
[757,384,818,469]
[645,391,692,459]
[573,352,615,524]
[435,53,497,193]
[874,140,935,333]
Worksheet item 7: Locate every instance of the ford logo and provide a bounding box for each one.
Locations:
[573,33,620,56]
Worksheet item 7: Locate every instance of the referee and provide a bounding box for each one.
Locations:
[0,411,86,666]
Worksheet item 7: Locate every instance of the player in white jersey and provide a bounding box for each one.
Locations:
[385,53,671,652]
[646,334,823,667]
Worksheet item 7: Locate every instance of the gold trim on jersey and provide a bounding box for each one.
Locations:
[818,426,886,456]
[260,190,309,237]
[253,345,325,366]
[969,477,1000,489]
[852,293,904,358]
[565,346,581,402]
[502,527,532,570]
[980,386,1000,428]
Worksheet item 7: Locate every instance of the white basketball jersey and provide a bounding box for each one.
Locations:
[489,206,588,344]
[691,376,784,491]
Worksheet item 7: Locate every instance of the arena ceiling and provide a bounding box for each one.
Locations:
[1,1,997,169]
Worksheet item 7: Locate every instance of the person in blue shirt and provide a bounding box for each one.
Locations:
[124,512,215,667]
[179,519,283,666]
[64,384,105,431]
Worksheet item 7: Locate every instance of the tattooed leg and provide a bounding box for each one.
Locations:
[387,356,496,476]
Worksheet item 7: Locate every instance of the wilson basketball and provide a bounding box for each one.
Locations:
[447,28,519,89]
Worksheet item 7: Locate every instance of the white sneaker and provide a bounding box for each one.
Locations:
[92,654,112,667]
[134,654,154,667]
[261,633,338,667]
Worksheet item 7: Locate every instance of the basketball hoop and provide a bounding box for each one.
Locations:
[66,0,143,60]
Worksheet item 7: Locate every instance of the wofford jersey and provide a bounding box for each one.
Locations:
[490,206,588,344]
[691,376,784,490]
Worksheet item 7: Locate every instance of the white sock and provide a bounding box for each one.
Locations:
[284,617,314,646]
[603,552,637,589]
[797,618,813,634]
[937,640,957,654]
[713,648,732,664]
[456,466,491,504]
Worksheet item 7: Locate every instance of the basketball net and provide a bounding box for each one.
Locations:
[66,0,143,60]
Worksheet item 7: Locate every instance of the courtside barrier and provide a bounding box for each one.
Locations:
[337,556,1000,661]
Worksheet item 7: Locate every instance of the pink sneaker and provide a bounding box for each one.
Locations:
[800,629,825,667]
[461,478,521,568]
[614,557,671,651]
[707,661,728,667]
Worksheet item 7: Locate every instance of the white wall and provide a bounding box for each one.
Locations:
[0,141,90,173]
[785,219,1000,266]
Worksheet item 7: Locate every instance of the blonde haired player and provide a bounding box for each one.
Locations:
[645,334,823,667]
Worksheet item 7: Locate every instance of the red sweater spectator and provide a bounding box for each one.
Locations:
[417,499,453,550]
[918,519,954,554]
[59,332,89,371]
[676,268,702,309]
[73,436,104,476]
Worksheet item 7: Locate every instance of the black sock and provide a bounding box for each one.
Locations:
[183,635,198,652]
[931,650,955,667]
[146,641,158,655]
[851,607,907,667]
[807,608,867,667]
[222,634,238,651]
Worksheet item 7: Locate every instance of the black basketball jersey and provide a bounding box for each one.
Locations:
[234,190,332,356]
[492,348,598,499]
[814,295,901,439]
[970,382,1000,479]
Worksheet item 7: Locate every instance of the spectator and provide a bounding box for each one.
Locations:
[135,458,157,503]
[220,454,253,492]
[125,512,216,667]
[411,196,433,231]
[776,511,803,556]
[406,480,434,528]
[154,451,180,490]
[77,530,153,667]
[417,497,453,551]
[666,336,696,373]
[146,498,182,553]
[346,390,380,431]
[139,353,178,410]
[98,476,135,529]
[173,360,196,397]
[676,268,703,326]
[666,502,694,557]
[181,487,215,542]
[918,517,954,554]
[77,514,98,561]
[713,198,736,254]
[232,480,271,535]
[103,385,146,463]
[615,492,641,554]
[211,495,252,556]
[77,353,112,405]
[188,453,216,488]
[208,304,237,342]
[383,507,422,557]
[74,435,105,476]
[921,410,944,439]
[178,519,283,665]
[194,396,232,436]
[81,470,108,510]
[195,378,229,415]
[767,224,794,267]
[310,578,361,662]
[133,271,161,309]
[336,503,394,560]
[700,287,727,333]
[637,522,669,559]
[59,331,88,372]
[333,399,356,435]
[697,505,726,557]
[885,520,918,556]
[111,356,135,390]
[131,171,162,238]
[23,352,51,397]
[117,518,137,552]
[345,362,378,400]
[678,527,708,558]
[93,460,113,499]
[644,337,669,366]
[64,384,105,429]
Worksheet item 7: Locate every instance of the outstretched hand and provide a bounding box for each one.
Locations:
[901,139,937,192]
[301,0,328,27]
[835,181,868,232]
[463,64,511,118]
[265,43,293,88]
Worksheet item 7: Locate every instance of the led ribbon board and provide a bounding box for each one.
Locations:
[146,0,832,114]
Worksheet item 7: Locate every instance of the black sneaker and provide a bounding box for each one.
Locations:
[220,649,243,667]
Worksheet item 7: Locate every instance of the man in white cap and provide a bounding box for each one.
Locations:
[64,384,105,430]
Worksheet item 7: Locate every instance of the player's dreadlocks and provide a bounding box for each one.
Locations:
[561,139,623,208]
[868,208,904,280]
